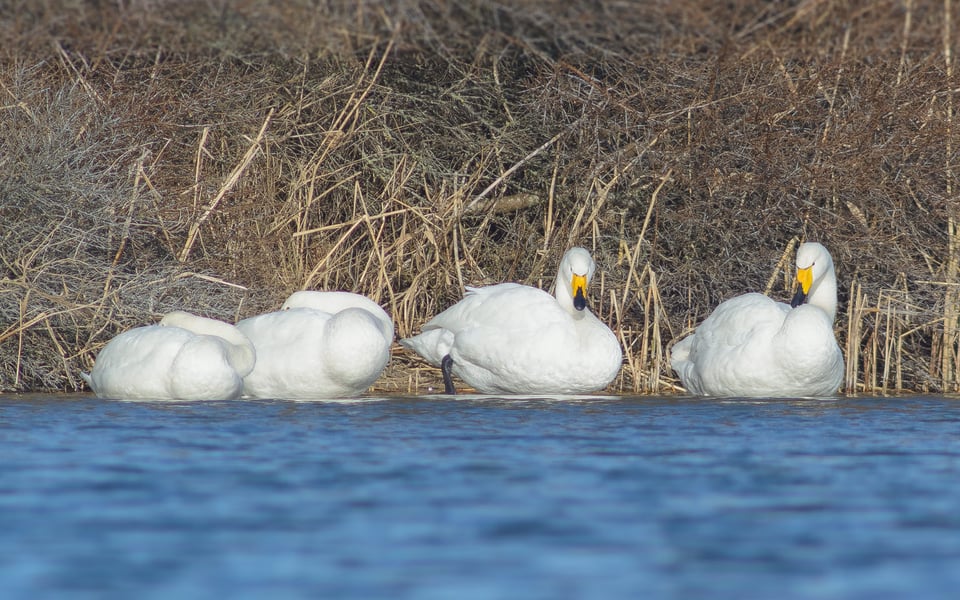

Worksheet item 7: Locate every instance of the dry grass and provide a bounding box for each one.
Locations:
[1,0,959,394]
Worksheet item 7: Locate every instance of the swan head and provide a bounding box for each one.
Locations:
[556,247,596,314]
[790,242,838,322]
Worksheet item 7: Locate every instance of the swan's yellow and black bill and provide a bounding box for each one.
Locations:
[791,264,813,308]
[572,273,587,311]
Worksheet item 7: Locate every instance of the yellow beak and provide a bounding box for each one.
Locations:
[791,264,813,308]
[571,273,588,311]
[796,265,813,294]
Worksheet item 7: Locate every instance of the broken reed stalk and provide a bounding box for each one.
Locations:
[542,157,560,252]
[896,0,914,88]
[880,291,894,393]
[465,126,570,214]
[867,295,879,393]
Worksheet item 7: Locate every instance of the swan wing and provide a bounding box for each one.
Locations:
[423,283,569,334]
[672,291,843,397]
[282,291,394,342]
[88,326,192,399]
[237,309,331,398]
[402,283,568,369]
[238,306,390,399]
[167,335,245,400]
[672,293,790,396]
[406,283,620,393]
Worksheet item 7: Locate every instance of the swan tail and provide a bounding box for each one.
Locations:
[400,328,454,367]
[79,371,93,389]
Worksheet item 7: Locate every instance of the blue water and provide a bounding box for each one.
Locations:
[1,394,959,599]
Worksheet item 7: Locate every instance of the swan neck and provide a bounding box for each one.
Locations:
[808,272,838,323]
[227,342,257,377]
[199,321,257,376]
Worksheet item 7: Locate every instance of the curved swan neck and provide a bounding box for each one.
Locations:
[795,243,838,323]
[160,311,256,376]
[554,274,577,314]
[225,341,256,377]
[808,270,838,323]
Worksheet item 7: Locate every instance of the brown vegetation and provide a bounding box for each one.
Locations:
[1,0,958,395]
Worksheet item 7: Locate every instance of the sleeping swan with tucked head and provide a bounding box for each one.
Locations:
[670,241,844,397]
[401,247,623,394]
[236,291,394,399]
[82,311,256,400]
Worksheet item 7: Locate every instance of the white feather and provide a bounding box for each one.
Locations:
[236,291,393,399]
[671,242,844,397]
[401,247,623,394]
[85,311,255,401]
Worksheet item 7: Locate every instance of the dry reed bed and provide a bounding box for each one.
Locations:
[1,0,957,394]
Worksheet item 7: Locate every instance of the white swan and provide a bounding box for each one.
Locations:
[670,241,844,397]
[401,247,623,394]
[83,311,256,400]
[236,291,394,399]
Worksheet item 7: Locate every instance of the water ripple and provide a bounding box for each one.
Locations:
[0,394,959,599]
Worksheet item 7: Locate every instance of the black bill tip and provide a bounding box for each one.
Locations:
[574,287,587,311]
[790,287,807,308]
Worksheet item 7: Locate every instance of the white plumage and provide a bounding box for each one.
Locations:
[401,247,623,394]
[671,242,844,397]
[83,311,256,400]
[236,291,394,399]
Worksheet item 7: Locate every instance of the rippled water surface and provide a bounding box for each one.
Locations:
[1,394,959,599]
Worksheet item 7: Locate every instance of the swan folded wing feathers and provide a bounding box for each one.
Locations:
[449,322,613,394]
[423,284,568,334]
[694,294,786,350]
[405,284,579,390]
[281,290,394,343]
[236,308,330,397]
[673,294,791,395]
[89,326,189,398]
[448,313,576,387]
[320,307,392,389]
[168,335,245,399]
[671,242,843,396]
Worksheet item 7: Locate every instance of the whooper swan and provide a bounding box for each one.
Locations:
[670,241,844,397]
[83,311,256,400]
[236,291,394,399]
[401,247,623,394]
